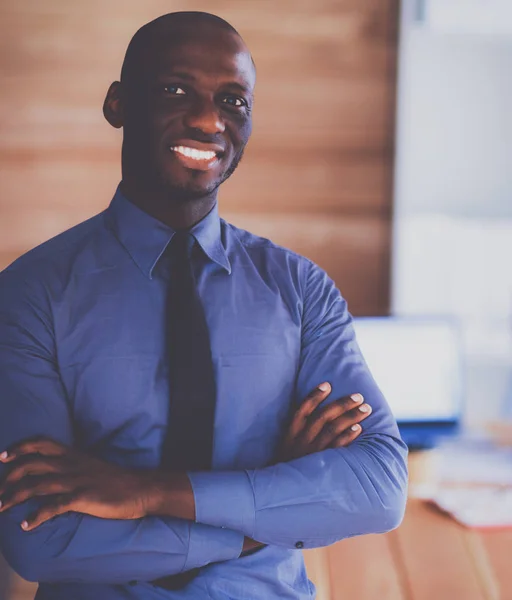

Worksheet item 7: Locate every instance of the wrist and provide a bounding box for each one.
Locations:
[241,536,266,556]
[140,470,196,520]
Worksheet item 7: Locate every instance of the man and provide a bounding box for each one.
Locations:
[0,11,408,599]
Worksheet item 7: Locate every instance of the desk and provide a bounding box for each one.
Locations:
[302,450,512,599]
[6,500,511,600]
[304,497,512,600]
[5,452,512,600]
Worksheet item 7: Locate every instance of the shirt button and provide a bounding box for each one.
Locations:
[295,541,304,549]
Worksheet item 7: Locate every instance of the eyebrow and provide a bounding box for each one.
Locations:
[158,71,252,96]
[159,71,196,82]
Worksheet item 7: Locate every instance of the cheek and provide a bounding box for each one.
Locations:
[126,100,173,143]
[229,116,252,155]
[238,117,252,145]
[123,117,154,151]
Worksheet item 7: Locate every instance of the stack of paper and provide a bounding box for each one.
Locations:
[411,435,512,529]
[422,486,512,530]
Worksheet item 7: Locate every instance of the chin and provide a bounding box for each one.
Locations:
[160,175,221,202]
[158,161,226,195]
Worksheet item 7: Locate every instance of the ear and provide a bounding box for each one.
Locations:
[103,81,124,129]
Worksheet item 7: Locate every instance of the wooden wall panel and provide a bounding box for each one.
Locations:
[0,0,398,316]
[0,150,390,214]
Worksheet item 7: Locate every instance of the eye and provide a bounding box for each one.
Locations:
[163,85,186,96]
[222,95,247,108]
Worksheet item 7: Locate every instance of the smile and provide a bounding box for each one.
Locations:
[170,146,218,161]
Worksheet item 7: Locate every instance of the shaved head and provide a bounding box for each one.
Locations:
[121,12,253,87]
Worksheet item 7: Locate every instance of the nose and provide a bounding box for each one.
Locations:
[184,97,225,135]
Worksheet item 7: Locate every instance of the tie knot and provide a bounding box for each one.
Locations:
[170,231,194,261]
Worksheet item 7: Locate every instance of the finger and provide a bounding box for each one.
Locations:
[0,456,64,493]
[21,494,74,531]
[301,394,365,445]
[0,438,68,463]
[330,424,363,449]
[310,403,372,451]
[285,382,332,443]
[0,475,77,513]
[335,393,365,414]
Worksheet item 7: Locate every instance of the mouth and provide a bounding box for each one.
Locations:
[168,140,225,172]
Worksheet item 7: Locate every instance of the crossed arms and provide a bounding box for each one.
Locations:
[0,263,408,584]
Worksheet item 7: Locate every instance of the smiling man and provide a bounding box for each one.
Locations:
[0,12,408,600]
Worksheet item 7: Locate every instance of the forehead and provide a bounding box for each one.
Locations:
[144,26,255,89]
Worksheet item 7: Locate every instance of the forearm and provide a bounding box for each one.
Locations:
[189,433,407,548]
[0,498,243,584]
[144,472,265,554]
[149,432,407,548]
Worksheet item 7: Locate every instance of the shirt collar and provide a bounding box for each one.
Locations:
[106,184,231,279]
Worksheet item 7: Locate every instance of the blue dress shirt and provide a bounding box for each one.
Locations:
[0,186,408,599]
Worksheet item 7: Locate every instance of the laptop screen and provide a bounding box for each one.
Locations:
[353,317,462,424]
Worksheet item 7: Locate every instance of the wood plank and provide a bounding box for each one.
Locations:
[0,150,392,214]
[0,74,394,152]
[327,533,405,600]
[393,499,487,600]
[0,0,398,73]
[0,162,119,213]
[304,547,332,600]
[223,149,392,214]
[0,0,397,153]
[479,530,512,600]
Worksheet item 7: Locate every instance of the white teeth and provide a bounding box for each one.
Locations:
[170,146,217,161]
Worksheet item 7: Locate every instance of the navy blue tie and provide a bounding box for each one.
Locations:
[163,230,216,472]
[152,232,216,591]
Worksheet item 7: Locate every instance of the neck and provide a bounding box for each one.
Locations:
[120,178,218,230]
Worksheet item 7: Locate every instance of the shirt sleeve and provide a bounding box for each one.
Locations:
[188,259,408,549]
[0,268,243,584]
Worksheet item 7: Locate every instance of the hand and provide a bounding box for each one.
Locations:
[241,383,372,556]
[0,438,162,530]
[276,382,372,462]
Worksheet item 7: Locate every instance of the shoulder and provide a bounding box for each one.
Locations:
[222,219,315,268]
[221,219,344,314]
[223,219,337,285]
[0,211,107,299]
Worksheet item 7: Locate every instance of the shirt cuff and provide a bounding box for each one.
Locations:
[183,523,244,571]
[187,470,256,536]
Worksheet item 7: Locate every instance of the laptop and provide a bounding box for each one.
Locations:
[352,316,463,450]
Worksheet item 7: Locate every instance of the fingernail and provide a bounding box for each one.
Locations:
[351,424,360,431]
[0,452,8,460]
[350,393,363,403]
[318,382,330,392]
[21,521,28,530]
[0,501,2,509]
[358,404,371,413]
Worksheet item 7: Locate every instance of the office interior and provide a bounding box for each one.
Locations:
[0,1,511,599]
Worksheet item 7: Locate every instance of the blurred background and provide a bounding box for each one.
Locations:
[1,0,511,599]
